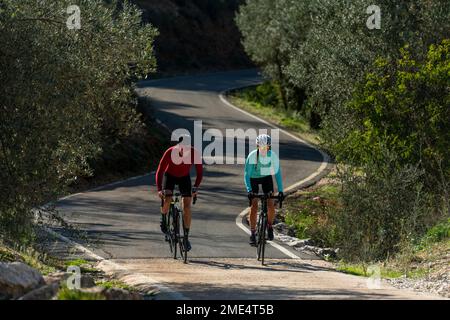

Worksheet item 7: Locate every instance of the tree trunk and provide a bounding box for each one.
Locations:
[274,52,289,110]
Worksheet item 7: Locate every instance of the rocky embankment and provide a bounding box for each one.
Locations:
[0,261,147,300]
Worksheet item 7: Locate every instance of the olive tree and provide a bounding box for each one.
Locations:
[0,0,158,243]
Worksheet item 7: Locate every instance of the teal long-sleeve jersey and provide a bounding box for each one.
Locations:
[244,149,284,193]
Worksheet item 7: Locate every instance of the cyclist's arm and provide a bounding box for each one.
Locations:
[272,151,284,193]
[244,154,253,193]
[194,163,203,188]
[156,149,170,191]
[192,147,203,189]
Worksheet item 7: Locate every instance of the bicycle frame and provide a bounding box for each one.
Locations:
[161,191,196,264]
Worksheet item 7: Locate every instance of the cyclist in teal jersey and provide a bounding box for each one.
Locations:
[244,134,284,246]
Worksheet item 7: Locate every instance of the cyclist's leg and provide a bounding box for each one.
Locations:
[267,199,276,241]
[250,198,258,230]
[262,175,275,224]
[179,175,192,251]
[179,175,193,228]
[182,197,192,228]
[162,173,176,214]
[249,178,260,231]
[161,173,175,233]
[249,178,260,245]
[162,194,173,214]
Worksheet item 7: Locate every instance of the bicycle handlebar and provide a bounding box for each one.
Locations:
[248,193,284,209]
[160,192,198,207]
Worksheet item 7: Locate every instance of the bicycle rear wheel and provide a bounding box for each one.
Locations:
[260,219,267,265]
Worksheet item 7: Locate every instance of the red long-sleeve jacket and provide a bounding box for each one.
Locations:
[156,146,203,191]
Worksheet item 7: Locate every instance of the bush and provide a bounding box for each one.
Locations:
[330,40,450,191]
[239,82,282,108]
[283,185,340,247]
[0,0,158,243]
[417,218,450,250]
[57,286,105,300]
[332,148,433,262]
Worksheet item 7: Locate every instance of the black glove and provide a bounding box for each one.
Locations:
[278,192,285,202]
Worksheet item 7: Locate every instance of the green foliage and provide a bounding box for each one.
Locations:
[337,262,414,279]
[336,263,368,277]
[238,0,449,263]
[229,87,319,144]
[57,286,105,300]
[237,83,282,108]
[332,149,433,262]
[335,40,449,189]
[237,0,449,118]
[417,218,450,250]
[96,279,135,292]
[236,0,310,110]
[64,259,90,267]
[283,184,339,247]
[0,0,158,243]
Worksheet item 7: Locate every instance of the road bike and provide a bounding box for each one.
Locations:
[161,192,197,264]
[249,193,283,266]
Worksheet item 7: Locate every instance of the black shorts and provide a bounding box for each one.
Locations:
[250,176,274,194]
[162,173,192,197]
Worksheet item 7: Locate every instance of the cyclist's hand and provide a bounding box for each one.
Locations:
[247,192,254,201]
[278,192,285,202]
[158,191,164,199]
[192,187,198,197]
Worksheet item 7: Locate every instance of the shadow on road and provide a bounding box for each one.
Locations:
[189,259,334,274]
[162,280,401,300]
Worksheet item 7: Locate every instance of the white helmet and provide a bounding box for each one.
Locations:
[256,134,271,147]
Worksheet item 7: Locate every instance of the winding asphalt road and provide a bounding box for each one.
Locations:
[54,70,439,300]
[57,69,327,260]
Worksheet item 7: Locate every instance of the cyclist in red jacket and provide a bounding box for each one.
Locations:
[156,134,203,251]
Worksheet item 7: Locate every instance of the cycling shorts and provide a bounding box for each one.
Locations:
[162,173,192,197]
[250,176,274,194]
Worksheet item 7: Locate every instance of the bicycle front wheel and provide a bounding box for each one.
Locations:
[257,213,266,261]
[260,220,267,265]
[172,209,179,259]
[167,209,174,254]
[181,213,188,264]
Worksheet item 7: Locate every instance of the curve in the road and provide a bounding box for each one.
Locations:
[55,69,330,261]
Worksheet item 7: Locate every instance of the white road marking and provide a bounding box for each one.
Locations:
[220,88,331,260]
[235,208,300,259]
